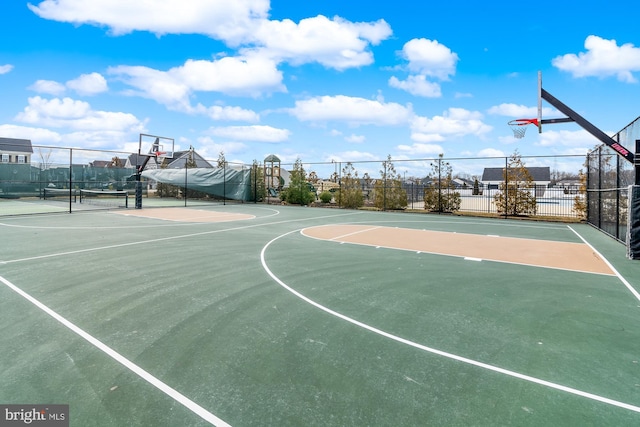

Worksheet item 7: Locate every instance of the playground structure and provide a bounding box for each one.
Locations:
[263,154,294,198]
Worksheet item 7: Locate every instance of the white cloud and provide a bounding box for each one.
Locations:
[326,151,379,163]
[487,103,557,118]
[15,96,146,132]
[254,15,392,69]
[195,136,248,158]
[345,134,365,143]
[0,124,140,152]
[410,108,492,142]
[0,124,62,143]
[29,73,108,96]
[66,72,108,95]
[29,80,67,95]
[477,148,505,157]
[389,38,457,97]
[290,95,412,126]
[388,75,441,98]
[400,38,458,80]
[536,129,599,150]
[29,1,391,71]
[109,65,192,110]
[109,53,286,110]
[397,143,443,155]
[198,105,260,122]
[17,96,91,121]
[208,125,290,142]
[0,64,14,74]
[175,55,285,96]
[29,0,270,43]
[552,35,640,83]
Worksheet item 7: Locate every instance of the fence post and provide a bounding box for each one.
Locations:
[437,156,442,213]
[628,140,640,259]
[69,148,73,213]
[585,153,590,223]
[504,156,508,218]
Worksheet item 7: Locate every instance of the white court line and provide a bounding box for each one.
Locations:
[300,225,382,241]
[261,228,640,414]
[3,211,365,265]
[568,226,640,302]
[119,212,256,223]
[302,228,615,277]
[0,206,280,229]
[329,225,381,241]
[0,275,231,427]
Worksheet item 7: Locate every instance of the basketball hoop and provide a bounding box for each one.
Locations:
[153,151,167,165]
[508,118,539,139]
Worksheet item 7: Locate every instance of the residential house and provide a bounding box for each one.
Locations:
[89,160,111,168]
[0,137,33,164]
[124,150,213,171]
[124,150,214,191]
[482,166,551,196]
[162,150,214,169]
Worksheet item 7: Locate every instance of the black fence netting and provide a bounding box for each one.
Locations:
[1,141,591,218]
[0,145,261,216]
[586,116,640,242]
[266,155,586,220]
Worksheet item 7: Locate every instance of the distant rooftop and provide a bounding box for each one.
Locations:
[0,137,33,153]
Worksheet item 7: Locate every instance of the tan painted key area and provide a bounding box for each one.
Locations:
[302,224,614,275]
[114,207,255,222]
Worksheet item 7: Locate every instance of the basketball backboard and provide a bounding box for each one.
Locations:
[138,133,174,159]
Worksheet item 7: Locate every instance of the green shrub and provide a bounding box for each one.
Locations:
[319,191,332,203]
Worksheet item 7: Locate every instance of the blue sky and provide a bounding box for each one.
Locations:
[2,0,640,177]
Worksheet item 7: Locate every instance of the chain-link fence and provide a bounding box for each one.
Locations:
[1,140,588,219]
[0,144,260,216]
[0,145,139,215]
[586,116,640,241]
[283,154,586,219]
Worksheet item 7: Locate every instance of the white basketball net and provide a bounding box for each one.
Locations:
[508,119,535,139]
[510,124,527,139]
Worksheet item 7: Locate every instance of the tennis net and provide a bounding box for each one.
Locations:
[43,188,78,202]
[79,189,129,208]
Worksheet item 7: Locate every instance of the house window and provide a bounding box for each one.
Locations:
[17,155,26,163]
[1,154,9,163]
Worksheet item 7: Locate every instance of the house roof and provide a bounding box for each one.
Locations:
[90,160,111,168]
[126,150,214,170]
[126,153,149,166]
[482,167,550,182]
[166,151,214,169]
[0,137,33,153]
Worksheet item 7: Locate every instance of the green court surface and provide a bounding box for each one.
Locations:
[1,205,640,426]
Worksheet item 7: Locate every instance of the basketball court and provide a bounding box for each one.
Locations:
[1,204,640,426]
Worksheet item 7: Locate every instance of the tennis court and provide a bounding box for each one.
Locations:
[1,204,640,426]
